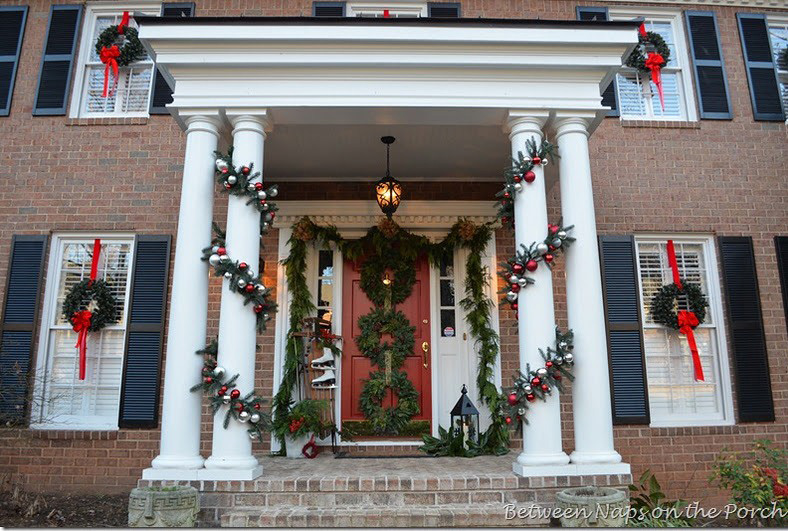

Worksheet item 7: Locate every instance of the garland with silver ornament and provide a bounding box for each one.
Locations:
[495,138,556,228]
[500,221,575,315]
[501,328,575,426]
[190,149,281,442]
[191,340,270,441]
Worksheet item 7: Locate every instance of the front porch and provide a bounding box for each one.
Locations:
[140,453,631,527]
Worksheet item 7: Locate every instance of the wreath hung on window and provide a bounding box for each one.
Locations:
[355,308,415,368]
[649,280,708,330]
[359,369,420,435]
[62,279,119,332]
[625,30,671,73]
[359,252,416,307]
[94,12,146,97]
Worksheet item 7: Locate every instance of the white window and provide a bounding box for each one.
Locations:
[610,9,697,121]
[767,15,788,118]
[347,2,427,17]
[634,236,733,427]
[32,236,134,429]
[69,3,161,118]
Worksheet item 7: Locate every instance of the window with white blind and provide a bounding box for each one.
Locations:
[634,236,733,427]
[610,10,697,121]
[69,3,161,118]
[768,16,788,118]
[347,2,426,17]
[32,236,134,429]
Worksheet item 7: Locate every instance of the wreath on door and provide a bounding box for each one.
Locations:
[359,370,420,435]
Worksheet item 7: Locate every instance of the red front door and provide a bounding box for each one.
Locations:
[341,255,432,429]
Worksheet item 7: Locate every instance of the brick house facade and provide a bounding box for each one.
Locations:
[0,0,785,512]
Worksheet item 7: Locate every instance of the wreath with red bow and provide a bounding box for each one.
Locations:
[94,13,146,97]
[626,30,671,73]
[62,279,118,332]
[649,281,707,330]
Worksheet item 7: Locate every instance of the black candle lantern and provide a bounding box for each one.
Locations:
[450,384,480,447]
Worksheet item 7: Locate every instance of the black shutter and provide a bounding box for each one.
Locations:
[33,5,81,116]
[119,235,171,428]
[599,235,649,424]
[776,237,788,329]
[313,2,346,17]
[0,6,28,117]
[685,11,732,119]
[149,3,195,115]
[0,235,47,422]
[718,237,774,422]
[576,7,618,116]
[737,14,784,121]
[428,3,461,18]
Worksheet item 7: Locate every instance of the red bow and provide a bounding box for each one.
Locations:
[118,11,130,34]
[645,52,666,112]
[99,45,120,98]
[302,434,319,459]
[678,310,704,382]
[71,310,93,381]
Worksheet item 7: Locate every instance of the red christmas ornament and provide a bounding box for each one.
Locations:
[501,216,509,224]
[514,311,519,319]
[221,168,228,174]
[504,192,511,199]
[526,394,535,402]
[236,402,244,412]
[544,253,554,263]
[548,224,558,234]
[531,377,541,386]
[532,156,541,165]
[523,171,536,183]
[508,393,518,406]
[202,367,211,374]
[260,200,267,206]
[511,303,518,311]
[230,389,241,400]
[255,182,263,190]
[553,372,562,381]
[224,182,232,189]
[204,376,213,384]
[541,383,549,392]
[549,244,556,251]
[254,304,264,313]
[254,403,261,410]
[513,175,522,183]
[526,260,538,272]
[239,262,248,270]
[545,361,553,368]
[510,283,520,293]
[512,262,525,274]
[217,247,226,256]
[242,166,250,175]
[245,284,255,293]
[218,386,228,396]
[505,416,512,425]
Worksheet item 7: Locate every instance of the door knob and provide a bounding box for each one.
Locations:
[421,341,429,368]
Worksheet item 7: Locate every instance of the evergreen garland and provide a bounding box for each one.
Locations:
[62,279,119,331]
[213,149,279,235]
[359,370,420,435]
[650,280,707,330]
[360,252,416,307]
[496,138,557,227]
[355,309,415,368]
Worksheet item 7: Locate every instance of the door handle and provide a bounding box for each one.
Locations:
[421,341,429,368]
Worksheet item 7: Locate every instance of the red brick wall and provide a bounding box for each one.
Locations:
[0,0,785,507]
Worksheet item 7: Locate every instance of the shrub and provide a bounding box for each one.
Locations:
[627,470,694,527]
[272,399,330,441]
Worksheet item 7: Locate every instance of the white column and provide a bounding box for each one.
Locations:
[145,114,221,480]
[555,115,625,470]
[201,113,268,480]
[507,113,570,475]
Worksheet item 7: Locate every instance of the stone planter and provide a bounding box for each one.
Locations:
[128,486,199,527]
[285,433,311,458]
[555,486,629,527]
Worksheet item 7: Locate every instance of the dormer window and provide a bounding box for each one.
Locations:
[313,2,460,18]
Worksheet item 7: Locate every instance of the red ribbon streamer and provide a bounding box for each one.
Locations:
[72,239,102,380]
[302,434,319,459]
[678,310,704,382]
[100,45,120,98]
[666,239,704,381]
[118,11,130,34]
[645,52,666,112]
[638,22,648,38]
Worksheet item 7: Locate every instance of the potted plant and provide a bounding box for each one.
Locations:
[128,485,199,527]
[273,399,330,458]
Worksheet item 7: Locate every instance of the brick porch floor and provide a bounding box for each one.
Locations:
[139,452,632,526]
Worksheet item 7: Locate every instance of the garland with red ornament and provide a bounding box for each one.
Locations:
[94,12,146,98]
[626,23,672,111]
[495,138,556,227]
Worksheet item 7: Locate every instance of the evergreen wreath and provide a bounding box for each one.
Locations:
[649,280,708,330]
[625,31,671,73]
[94,26,145,67]
[355,309,415,368]
[62,279,118,331]
[359,369,420,435]
[360,252,416,307]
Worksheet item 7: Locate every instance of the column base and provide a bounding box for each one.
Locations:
[197,465,263,481]
[516,450,570,467]
[513,462,631,477]
[569,449,623,465]
[150,454,205,470]
[142,467,202,481]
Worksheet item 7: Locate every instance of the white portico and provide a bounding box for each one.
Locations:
[138,15,637,481]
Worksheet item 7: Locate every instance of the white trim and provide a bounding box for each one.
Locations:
[33,233,136,429]
[596,0,787,8]
[68,2,161,119]
[609,7,699,122]
[633,234,735,428]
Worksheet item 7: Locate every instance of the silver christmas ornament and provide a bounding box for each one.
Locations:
[224,272,232,279]
[263,313,270,321]
[227,175,237,185]
[211,246,219,253]
[523,156,532,164]
[509,274,519,285]
[257,191,267,200]
[554,356,564,366]
[237,279,247,289]
[518,277,529,288]
[261,203,269,211]
[264,213,273,222]
[563,353,574,364]
[268,185,278,197]
[518,408,526,416]
[536,367,548,377]
[248,431,258,440]
[558,341,568,350]
[213,366,225,379]
[256,284,266,293]
[513,183,523,192]
[238,410,250,422]
[262,222,270,230]
[541,158,549,166]
[215,158,228,171]
[536,242,549,255]
[220,254,231,263]
[209,254,220,267]
[250,413,261,424]
[221,394,232,405]
[551,238,562,248]
[506,291,518,302]
[523,385,533,394]
[557,230,566,239]
[247,183,256,192]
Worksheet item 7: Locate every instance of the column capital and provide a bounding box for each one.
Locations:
[227,110,272,137]
[504,111,549,139]
[553,115,594,140]
[183,114,222,138]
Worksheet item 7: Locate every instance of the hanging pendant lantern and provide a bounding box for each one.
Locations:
[375,136,402,219]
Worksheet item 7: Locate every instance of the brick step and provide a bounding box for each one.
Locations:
[220,504,549,527]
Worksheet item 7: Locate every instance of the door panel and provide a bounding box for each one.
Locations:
[341,255,432,427]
